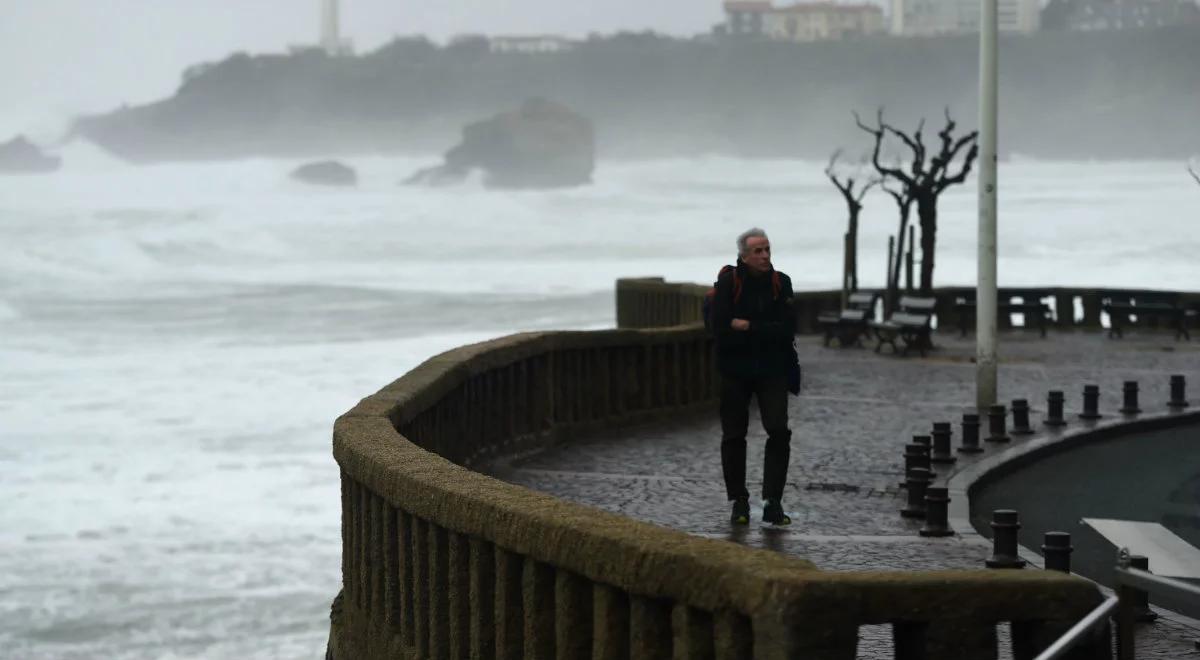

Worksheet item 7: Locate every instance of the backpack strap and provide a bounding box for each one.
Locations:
[720,266,781,304]
[717,265,744,304]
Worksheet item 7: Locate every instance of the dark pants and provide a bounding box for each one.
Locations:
[719,374,791,502]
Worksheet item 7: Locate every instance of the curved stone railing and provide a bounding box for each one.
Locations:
[331,324,1105,659]
[617,277,1200,334]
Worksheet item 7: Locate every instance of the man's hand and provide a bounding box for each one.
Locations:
[731,318,750,331]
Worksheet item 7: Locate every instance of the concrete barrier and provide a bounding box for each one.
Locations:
[615,277,1200,335]
[330,324,1105,659]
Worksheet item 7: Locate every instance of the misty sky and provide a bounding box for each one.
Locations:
[0,0,726,136]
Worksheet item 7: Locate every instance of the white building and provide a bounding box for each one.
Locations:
[890,0,1040,35]
[723,1,886,41]
[489,36,577,54]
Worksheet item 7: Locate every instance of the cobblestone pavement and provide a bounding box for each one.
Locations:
[484,330,1200,657]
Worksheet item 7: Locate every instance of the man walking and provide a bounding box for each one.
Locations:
[711,228,795,525]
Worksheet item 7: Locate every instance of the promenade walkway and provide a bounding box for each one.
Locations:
[486,331,1200,658]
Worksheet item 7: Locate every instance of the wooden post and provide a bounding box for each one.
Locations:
[848,220,859,293]
[886,235,896,314]
[842,232,851,307]
[906,226,916,293]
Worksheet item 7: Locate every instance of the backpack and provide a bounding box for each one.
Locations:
[702,265,781,332]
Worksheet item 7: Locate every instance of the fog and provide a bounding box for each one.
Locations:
[0,0,722,137]
[4,2,1200,659]
[7,2,1196,161]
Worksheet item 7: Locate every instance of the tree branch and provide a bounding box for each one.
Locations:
[937,107,956,161]
[854,109,911,185]
[936,141,980,193]
[882,181,906,206]
[825,149,851,193]
[1189,160,1200,187]
[882,123,921,167]
[854,177,882,204]
[913,118,927,178]
[826,148,863,208]
[932,131,979,181]
[825,149,844,178]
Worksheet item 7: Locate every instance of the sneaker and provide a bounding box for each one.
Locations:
[730,497,750,525]
[762,499,792,526]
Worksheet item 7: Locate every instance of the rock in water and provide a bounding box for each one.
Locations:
[0,136,62,174]
[406,98,594,189]
[291,160,357,186]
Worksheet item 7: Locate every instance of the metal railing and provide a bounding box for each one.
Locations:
[1035,548,1200,660]
[1033,596,1117,660]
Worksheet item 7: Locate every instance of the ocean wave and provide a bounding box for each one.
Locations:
[0,157,1196,295]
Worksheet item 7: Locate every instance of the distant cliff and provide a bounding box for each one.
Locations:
[71,28,1200,162]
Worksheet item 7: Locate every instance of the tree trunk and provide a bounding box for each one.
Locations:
[917,193,937,294]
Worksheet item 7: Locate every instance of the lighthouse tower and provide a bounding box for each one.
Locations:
[320,0,344,55]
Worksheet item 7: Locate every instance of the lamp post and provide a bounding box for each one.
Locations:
[977,0,999,411]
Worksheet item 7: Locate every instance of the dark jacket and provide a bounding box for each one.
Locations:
[712,260,796,379]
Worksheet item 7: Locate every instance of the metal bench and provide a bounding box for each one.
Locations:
[955,295,1052,338]
[869,295,936,357]
[817,291,880,347]
[1102,295,1194,340]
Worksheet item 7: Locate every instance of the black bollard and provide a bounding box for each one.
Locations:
[1044,390,1067,427]
[1011,399,1034,435]
[1169,375,1189,409]
[958,413,983,454]
[902,443,923,474]
[1041,532,1073,573]
[930,423,957,465]
[919,487,953,537]
[985,509,1027,568]
[1120,381,1141,415]
[986,404,1010,443]
[900,468,931,519]
[900,443,932,488]
[1080,384,1102,420]
[1129,555,1159,622]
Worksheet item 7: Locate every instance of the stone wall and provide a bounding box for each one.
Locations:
[615,277,1200,335]
[330,323,1107,659]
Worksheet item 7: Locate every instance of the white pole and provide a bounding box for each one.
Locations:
[976,0,999,411]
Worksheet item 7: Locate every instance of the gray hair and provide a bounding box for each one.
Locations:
[736,227,769,256]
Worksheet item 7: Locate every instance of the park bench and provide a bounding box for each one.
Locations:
[817,291,880,347]
[1102,294,1194,340]
[955,294,1052,338]
[869,295,936,357]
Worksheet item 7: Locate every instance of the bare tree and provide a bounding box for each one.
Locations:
[881,179,915,311]
[855,108,979,293]
[1189,160,1200,187]
[825,149,879,297]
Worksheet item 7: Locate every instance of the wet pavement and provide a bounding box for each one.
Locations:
[486,329,1200,657]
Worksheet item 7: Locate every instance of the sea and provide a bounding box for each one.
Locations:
[2,143,1198,659]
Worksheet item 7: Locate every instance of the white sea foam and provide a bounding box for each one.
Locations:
[0,153,1197,659]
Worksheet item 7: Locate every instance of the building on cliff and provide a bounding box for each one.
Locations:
[489,35,577,54]
[890,0,1041,36]
[721,1,886,41]
[1042,0,1200,31]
